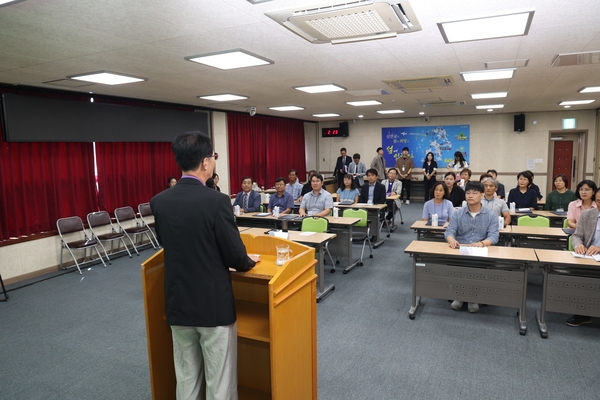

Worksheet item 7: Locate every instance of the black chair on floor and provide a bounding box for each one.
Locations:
[87,211,133,263]
[56,216,107,274]
[114,206,157,255]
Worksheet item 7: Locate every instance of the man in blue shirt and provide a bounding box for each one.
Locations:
[285,169,303,201]
[232,177,261,213]
[444,181,499,313]
[268,177,294,215]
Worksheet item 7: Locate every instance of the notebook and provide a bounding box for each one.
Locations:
[551,211,567,216]
[254,213,271,217]
[338,200,354,205]
[279,215,298,220]
[562,228,575,235]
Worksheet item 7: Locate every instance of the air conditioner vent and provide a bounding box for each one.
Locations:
[383,76,454,91]
[265,1,421,44]
[419,99,466,107]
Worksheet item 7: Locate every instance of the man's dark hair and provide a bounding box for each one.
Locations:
[275,177,286,184]
[376,147,383,152]
[310,173,324,182]
[340,147,347,152]
[366,168,378,176]
[241,176,253,184]
[402,146,409,152]
[464,181,484,193]
[172,132,212,172]
[353,153,361,159]
[486,169,497,176]
[288,169,297,175]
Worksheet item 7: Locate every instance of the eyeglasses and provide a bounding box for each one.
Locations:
[208,152,218,160]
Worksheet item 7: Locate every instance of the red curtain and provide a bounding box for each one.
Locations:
[227,114,306,192]
[0,133,97,241]
[95,142,180,213]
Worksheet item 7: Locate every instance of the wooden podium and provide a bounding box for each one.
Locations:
[141,234,318,400]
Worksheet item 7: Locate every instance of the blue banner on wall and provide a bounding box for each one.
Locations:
[382,125,470,168]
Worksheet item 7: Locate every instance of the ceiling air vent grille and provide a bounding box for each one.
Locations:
[265,1,421,44]
[418,99,466,107]
[383,76,453,92]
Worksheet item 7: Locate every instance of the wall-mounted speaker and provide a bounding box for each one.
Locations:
[339,121,349,137]
[514,113,525,132]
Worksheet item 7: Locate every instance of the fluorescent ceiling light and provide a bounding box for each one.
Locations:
[313,113,340,117]
[475,104,504,109]
[564,106,571,108]
[471,92,508,99]
[198,94,248,102]
[558,100,595,106]
[185,49,273,70]
[346,100,382,106]
[461,69,515,81]
[377,109,405,114]
[68,71,146,85]
[419,111,425,115]
[294,84,345,94]
[579,86,600,93]
[269,106,304,111]
[0,0,24,6]
[487,109,493,112]
[438,11,534,43]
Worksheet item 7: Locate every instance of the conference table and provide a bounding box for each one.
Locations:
[335,203,388,248]
[404,240,536,335]
[241,227,337,302]
[510,225,568,249]
[535,249,600,338]
[410,220,512,244]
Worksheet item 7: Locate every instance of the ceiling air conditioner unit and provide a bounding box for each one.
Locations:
[265,0,421,44]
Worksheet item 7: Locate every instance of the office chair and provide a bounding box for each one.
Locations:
[56,216,107,274]
[301,216,336,272]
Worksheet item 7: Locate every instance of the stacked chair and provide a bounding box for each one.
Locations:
[56,216,107,274]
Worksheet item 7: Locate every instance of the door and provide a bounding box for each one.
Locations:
[552,140,573,190]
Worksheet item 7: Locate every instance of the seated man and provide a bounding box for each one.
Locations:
[481,177,511,226]
[566,187,600,327]
[232,176,261,213]
[381,168,402,220]
[268,177,294,215]
[299,170,317,201]
[444,181,499,313]
[285,169,303,201]
[299,173,333,217]
[359,168,387,205]
[486,169,505,199]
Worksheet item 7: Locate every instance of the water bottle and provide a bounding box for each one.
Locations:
[234,205,240,216]
[265,193,271,203]
[461,200,467,208]
[281,219,288,232]
[431,213,438,227]
[509,202,516,213]
[498,216,504,231]
[333,207,339,218]
[273,206,279,217]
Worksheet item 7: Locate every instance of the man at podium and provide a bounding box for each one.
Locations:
[151,132,258,400]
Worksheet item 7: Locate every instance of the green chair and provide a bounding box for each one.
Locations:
[342,208,373,266]
[563,219,569,229]
[517,215,550,228]
[301,216,336,272]
[568,235,574,251]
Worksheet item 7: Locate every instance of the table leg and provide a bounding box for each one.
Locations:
[536,264,549,338]
[315,243,335,302]
[409,258,420,319]
[518,264,528,335]
[389,202,398,232]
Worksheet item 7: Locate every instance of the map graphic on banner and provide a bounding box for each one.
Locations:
[381,125,470,167]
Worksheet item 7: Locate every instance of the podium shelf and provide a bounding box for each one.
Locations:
[236,300,270,342]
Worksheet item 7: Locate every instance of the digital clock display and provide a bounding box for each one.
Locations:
[322,128,341,137]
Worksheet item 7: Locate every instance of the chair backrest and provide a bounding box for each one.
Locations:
[56,216,85,236]
[301,216,329,233]
[568,235,574,251]
[87,211,112,229]
[138,203,153,218]
[114,206,136,223]
[562,218,569,229]
[517,215,550,228]
[342,208,368,227]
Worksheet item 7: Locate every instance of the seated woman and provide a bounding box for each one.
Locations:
[422,182,454,223]
[336,174,360,204]
[458,168,471,188]
[212,173,221,192]
[544,174,576,211]
[167,176,177,188]
[566,179,598,229]
[507,171,538,210]
[566,187,600,326]
[444,171,465,207]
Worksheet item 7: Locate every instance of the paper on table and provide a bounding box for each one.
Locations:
[459,246,488,257]
[299,231,315,236]
[570,252,600,261]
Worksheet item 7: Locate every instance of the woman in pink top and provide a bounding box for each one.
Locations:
[566,180,598,228]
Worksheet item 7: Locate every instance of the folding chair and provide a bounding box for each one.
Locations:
[114,206,157,255]
[380,214,392,238]
[138,203,160,248]
[56,216,107,274]
[87,211,133,263]
[0,272,8,301]
[342,209,373,266]
[301,216,337,273]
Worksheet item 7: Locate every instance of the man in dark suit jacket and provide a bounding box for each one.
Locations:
[232,176,261,212]
[150,132,257,400]
[334,147,352,189]
[359,168,387,204]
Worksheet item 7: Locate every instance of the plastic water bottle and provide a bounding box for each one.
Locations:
[509,202,516,213]
[431,213,438,227]
[273,206,279,217]
[234,205,240,216]
[498,216,504,231]
[462,200,467,208]
[333,207,339,218]
[265,193,271,203]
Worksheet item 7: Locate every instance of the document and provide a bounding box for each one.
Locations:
[570,252,600,261]
[459,246,488,257]
[299,231,316,236]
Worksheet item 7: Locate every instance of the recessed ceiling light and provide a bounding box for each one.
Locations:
[68,71,146,85]
[487,109,493,112]
[269,106,304,111]
[358,115,364,118]
[438,11,534,43]
[579,86,600,93]
[471,92,508,99]
[313,113,340,117]
[198,94,248,102]
[185,49,273,70]
[558,100,595,106]
[346,100,382,106]
[461,69,515,82]
[475,104,504,109]
[377,109,405,114]
[564,105,571,108]
[419,111,425,115]
[294,84,346,93]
